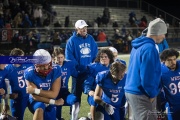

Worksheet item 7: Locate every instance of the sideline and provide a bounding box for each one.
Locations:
[119,54,130,57]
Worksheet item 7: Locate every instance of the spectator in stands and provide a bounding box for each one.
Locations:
[101,7,110,27]
[54,20,62,32]
[24,30,33,55]
[141,16,148,25]
[43,15,50,27]
[21,14,32,28]
[11,30,20,48]
[51,31,62,48]
[13,12,22,28]
[112,21,119,31]
[121,24,126,38]
[96,14,102,27]
[64,16,70,27]
[128,11,137,26]
[138,19,147,32]
[97,30,107,42]
[125,30,134,52]
[33,6,42,27]
[65,19,98,120]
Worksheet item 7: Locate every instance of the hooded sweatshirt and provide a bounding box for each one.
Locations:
[124,36,161,98]
[65,31,98,72]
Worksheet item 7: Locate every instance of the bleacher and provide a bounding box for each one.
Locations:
[0,4,179,54]
[52,5,153,39]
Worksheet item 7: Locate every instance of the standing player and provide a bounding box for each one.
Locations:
[52,47,78,120]
[94,61,127,120]
[4,48,31,120]
[160,48,180,120]
[65,19,98,119]
[24,49,64,120]
[83,48,114,120]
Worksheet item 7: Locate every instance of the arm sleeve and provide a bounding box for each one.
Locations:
[91,38,98,62]
[83,75,95,94]
[163,39,169,49]
[65,38,78,66]
[52,66,62,82]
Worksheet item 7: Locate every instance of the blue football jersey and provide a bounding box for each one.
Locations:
[161,61,180,109]
[60,60,78,90]
[24,65,61,91]
[5,64,32,98]
[96,70,126,108]
[84,62,110,94]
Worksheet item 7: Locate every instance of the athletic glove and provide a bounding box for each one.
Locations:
[101,102,115,115]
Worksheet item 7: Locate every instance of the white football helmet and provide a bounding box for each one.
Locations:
[33,49,52,76]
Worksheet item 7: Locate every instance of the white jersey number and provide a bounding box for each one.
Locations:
[169,82,180,95]
[111,94,119,103]
[18,76,25,88]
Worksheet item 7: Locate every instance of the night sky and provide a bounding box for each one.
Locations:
[143,1,180,19]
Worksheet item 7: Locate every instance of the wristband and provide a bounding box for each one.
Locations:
[49,99,55,105]
[34,88,40,95]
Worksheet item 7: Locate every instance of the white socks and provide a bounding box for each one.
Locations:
[71,102,80,120]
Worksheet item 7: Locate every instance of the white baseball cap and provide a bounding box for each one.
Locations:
[75,20,88,29]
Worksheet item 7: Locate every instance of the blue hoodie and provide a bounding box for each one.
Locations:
[65,32,98,72]
[124,36,161,98]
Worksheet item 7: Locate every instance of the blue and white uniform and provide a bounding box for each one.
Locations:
[56,60,78,120]
[84,62,110,106]
[24,65,61,120]
[161,60,180,120]
[96,70,126,120]
[5,64,31,120]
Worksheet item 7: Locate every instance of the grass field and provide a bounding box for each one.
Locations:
[22,54,130,120]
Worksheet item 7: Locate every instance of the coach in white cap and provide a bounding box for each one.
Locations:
[65,20,98,120]
[124,18,167,120]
